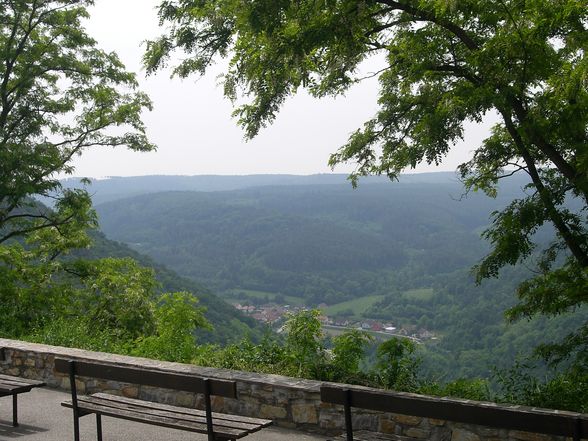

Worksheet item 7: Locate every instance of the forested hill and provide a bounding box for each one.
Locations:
[78,231,263,345]
[95,175,529,304]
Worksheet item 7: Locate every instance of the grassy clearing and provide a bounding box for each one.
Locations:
[402,288,434,301]
[222,289,305,306]
[322,295,386,317]
[323,325,400,342]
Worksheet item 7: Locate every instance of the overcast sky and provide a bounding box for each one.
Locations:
[70,0,494,178]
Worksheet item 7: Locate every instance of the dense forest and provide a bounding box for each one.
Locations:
[94,174,519,301]
[87,174,587,380]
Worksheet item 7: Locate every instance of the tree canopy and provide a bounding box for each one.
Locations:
[0,0,154,243]
[0,0,214,352]
[146,0,588,366]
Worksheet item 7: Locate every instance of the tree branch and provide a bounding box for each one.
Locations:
[498,107,588,267]
[374,0,479,51]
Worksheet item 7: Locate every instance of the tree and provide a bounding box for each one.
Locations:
[331,329,373,382]
[375,337,420,391]
[0,0,153,332]
[0,0,154,244]
[283,309,326,377]
[145,0,587,367]
[1,1,164,350]
[133,292,212,363]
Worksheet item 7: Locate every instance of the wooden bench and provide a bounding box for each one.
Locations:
[55,358,272,441]
[0,373,46,427]
[321,385,587,441]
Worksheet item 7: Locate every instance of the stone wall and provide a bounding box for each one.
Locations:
[0,338,585,441]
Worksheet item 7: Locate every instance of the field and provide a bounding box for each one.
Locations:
[402,288,435,301]
[322,295,386,317]
[222,289,306,306]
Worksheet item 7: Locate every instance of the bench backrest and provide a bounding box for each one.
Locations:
[321,386,587,441]
[54,358,237,399]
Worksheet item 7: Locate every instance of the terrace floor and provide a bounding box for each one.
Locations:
[0,387,327,441]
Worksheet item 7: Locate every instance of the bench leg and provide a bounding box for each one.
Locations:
[96,414,103,441]
[343,389,353,441]
[12,394,18,427]
[73,410,80,441]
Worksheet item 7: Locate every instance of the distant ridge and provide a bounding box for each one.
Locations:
[59,172,462,205]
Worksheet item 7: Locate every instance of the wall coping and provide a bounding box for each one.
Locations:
[0,338,322,392]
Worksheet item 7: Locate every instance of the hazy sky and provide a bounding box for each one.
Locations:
[71,0,495,178]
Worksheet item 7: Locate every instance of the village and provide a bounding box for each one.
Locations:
[233,302,438,343]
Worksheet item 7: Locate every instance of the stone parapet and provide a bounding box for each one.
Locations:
[0,338,584,440]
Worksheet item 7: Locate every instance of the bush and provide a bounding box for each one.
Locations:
[132,292,211,363]
[494,360,588,412]
[373,337,421,392]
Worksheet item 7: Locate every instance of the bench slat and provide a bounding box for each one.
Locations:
[62,398,249,439]
[0,374,45,387]
[76,394,267,432]
[321,386,588,438]
[0,385,34,394]
[0,374,45,394]
[56,359,271,439]
[91,392,271,428]
[54,358,236,398]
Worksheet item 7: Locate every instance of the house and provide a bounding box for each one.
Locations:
[371,323,383,332]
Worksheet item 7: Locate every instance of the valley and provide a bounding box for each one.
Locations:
[72,173,587,380]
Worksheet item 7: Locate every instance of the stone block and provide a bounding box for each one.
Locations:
[235,400,257,417]
[251,383,273,393]
[61,376,71,390]
[320,412,344,430]
[74,379,86,394]
[249,388,275,402]
[23,368,40,379]
[354,414,379,432]
[477,428,501,437]
[452,428,481,441]
[210,395,224,410]
[379,417,396,434]
[273,389,291,405]
[405,428,430,439]
[292,404,318,424]
[121,386,139,398]
[429,426,452,441]
[509,431,552,441]
[259,404,287,419]
[395,415,422,426]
